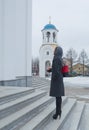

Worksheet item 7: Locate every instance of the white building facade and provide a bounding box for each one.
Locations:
[39,22,58,77]
[0,0,32,81]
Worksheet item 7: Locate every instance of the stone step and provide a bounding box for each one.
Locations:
[0,95,54,130]
[0,87,34,105]
[32,78,50,84]
[32,83,49,86]
[32,76,48,80]
[32,83,49,87]
[32,80,49,83]
[78,103,89,130]
[0,90,47,120]
[32,82,49,85]
[43,98,76,130]
[20,97,67,130]
[32,82,50,90]
[41,86,50,91]
[32,79,49,82]
[32,77,50,89]
[1,76,88,130]
[70,102,85,130]
[32,84,49,90]
[60,101,85,130]
[0,87,34,98]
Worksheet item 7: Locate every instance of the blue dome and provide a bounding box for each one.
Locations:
[42,24,58,31]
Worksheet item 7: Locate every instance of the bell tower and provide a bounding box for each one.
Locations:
[41,18,58,44]
[39,19,58,77]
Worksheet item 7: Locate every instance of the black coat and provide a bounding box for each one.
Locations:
[50,47,65,97]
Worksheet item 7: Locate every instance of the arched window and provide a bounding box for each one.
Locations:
[45,61,51,77]
[46,51,49,55]
[53,32,56,42]
[46,32,50,42]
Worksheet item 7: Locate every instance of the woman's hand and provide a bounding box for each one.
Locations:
[47,67,52,72]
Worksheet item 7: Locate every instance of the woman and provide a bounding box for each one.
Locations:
[47,46,65,119]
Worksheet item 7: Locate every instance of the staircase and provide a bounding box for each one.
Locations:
[32,76,50,91]
[0,76,89,130]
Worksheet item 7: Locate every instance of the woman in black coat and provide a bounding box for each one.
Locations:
[47,46,65,119]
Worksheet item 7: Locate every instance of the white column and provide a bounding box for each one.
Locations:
[16,0,32,77]
[4,0,16,80]
[0,0,4,80]
[0,0,32,80]
[50,32,53,43]
[25,0,32,76]
[44,31,47,44]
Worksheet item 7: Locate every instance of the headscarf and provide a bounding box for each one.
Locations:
[54,46,63,59]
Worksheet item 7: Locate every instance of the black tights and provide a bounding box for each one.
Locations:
[56,96,62,115]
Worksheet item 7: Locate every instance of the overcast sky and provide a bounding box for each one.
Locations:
[32,0,89,58]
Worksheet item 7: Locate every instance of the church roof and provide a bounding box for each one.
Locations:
[42,24,58,31]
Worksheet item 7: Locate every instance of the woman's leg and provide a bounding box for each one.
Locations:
[56,96,62,116]
[53,96,62,119]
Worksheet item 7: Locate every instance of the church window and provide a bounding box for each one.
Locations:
[46,51,49,55]
[46,32,50,42]
[53,32,56,42]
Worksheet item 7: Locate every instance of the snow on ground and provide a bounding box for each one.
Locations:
[63,77,89,88]
[46,76,89,88]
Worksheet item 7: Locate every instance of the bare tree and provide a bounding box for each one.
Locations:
[78,49,88,76]
[66,48,77,74]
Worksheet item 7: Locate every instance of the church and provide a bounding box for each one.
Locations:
[39,20,59,77]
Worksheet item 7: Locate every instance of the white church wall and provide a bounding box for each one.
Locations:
[39,57,53,77]
[39,45,54,77]
[0,0,32,80]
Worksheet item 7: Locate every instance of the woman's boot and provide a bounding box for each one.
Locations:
[53,97,62,119]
